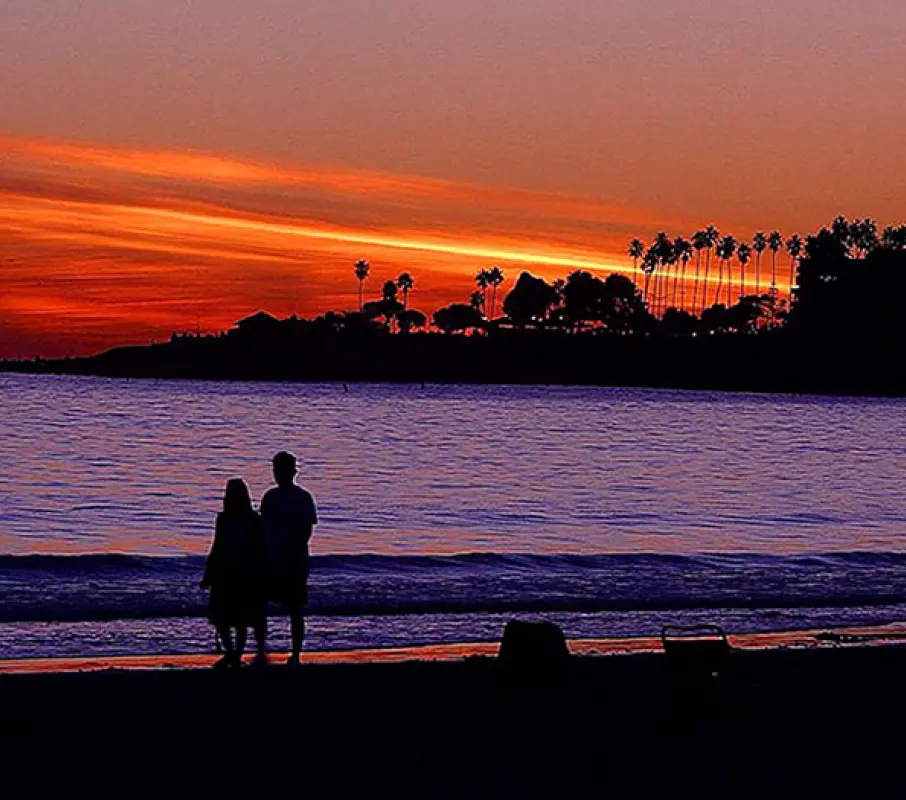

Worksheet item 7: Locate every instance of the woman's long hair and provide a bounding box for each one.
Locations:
[222,478,254,517]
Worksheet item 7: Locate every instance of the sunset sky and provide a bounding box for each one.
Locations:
[2,1,905,356]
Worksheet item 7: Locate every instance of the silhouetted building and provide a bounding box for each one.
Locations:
[233,311,281,338]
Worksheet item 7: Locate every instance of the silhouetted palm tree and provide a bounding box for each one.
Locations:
[486,266,505,319]
[396,272,414,309]
[716,236,737,307]
[702,226,719,313]
[691,230,707,314]
[642,248,657,311]
[469,290,485,315]
[768,231,783,288]
[354,259,370,311]
[651,232,674,316]
[380,280,402,332]
[752,232,767,296]
[475,269,490,314]
[831,216,853,256]
[785,234,803,300]
[628,239,645,276]
[736,242,752,299]
[673,237,693,310]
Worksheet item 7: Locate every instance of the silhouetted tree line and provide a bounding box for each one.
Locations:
[337,217,904,339]
[4,217,906,394]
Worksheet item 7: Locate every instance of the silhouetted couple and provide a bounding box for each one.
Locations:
[201,451,318,668]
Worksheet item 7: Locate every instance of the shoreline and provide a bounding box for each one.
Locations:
[4,623,906,675]
[5,326,906,399]
[6,362,906,400]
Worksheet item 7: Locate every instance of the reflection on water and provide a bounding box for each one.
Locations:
[1,374,905,556]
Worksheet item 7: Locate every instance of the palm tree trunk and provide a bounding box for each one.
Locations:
[657,266,665,313]
[644,272,652,309]
[771,253,778,288]
[657,270,665,317]
[680,260,687,311]
[739,264,745,300]
[358,280,363,311]
[788,257,796,304]
[726,260,733,306]
[755,255,761,296]
[692,252,702,315]
[671,263,680,309]
[714,260,723,308]
[703,250,713,312]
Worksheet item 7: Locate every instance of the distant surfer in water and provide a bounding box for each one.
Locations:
[259,451,318,666]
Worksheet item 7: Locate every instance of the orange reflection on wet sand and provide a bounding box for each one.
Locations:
[4,625,906,675]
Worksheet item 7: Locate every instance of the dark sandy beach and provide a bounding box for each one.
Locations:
[2,643,905,798]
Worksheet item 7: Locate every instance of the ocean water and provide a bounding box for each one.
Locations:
[1,374,906,658]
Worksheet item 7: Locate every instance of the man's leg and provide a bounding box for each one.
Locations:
[289,607,304,664]
[250,611,268,665]
[234,626,247,663]
[253,619,267,657]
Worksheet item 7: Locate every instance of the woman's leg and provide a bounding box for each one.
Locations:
[214,624,234,667]
[234,627,248,663]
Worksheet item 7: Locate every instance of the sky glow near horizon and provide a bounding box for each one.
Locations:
[1,1,905,355]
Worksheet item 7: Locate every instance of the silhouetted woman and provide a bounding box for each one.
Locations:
[201,479,264,668]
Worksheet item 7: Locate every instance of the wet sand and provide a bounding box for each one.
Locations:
[3,639,906,798]
[4,625,905,674]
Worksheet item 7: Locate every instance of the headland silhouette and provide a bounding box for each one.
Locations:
[4,216,906,395]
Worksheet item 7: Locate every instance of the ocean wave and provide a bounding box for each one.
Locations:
[4,550,906,571]
[3,551,906,623]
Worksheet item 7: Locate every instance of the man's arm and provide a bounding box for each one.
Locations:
[292,493,316,558]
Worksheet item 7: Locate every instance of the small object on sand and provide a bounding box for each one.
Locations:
[497,620,571,683]
[661,624,731,680]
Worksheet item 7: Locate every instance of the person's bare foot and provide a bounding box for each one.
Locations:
[212,655,233,670]
[250,653,269,668]
[286,654,301,668]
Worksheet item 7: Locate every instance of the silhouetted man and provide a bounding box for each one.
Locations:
[260,451,318,666]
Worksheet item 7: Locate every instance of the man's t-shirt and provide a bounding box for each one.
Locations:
[260,484,318,569]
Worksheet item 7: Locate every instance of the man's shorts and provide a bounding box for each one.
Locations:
[264,562,310,609]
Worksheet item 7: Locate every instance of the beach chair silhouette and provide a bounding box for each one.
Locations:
[661,624,731,680]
